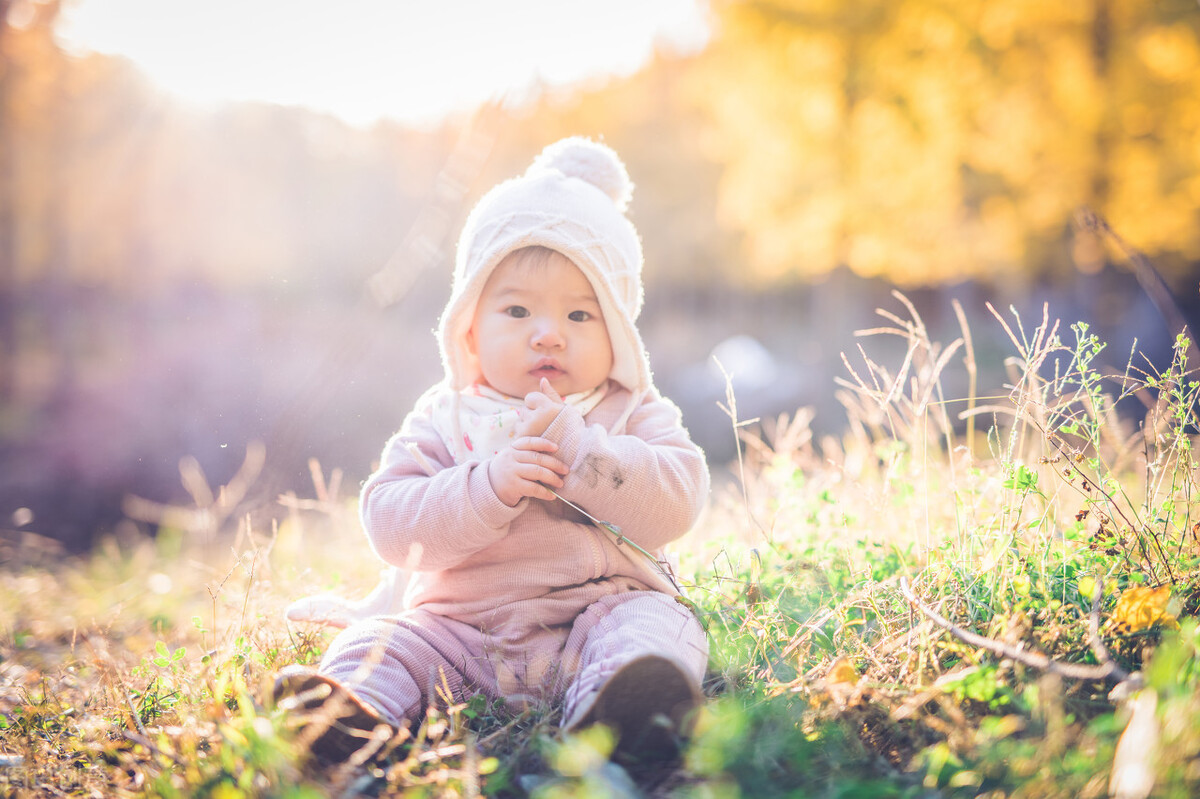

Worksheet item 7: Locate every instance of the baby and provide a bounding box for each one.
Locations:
[276,137,710,763]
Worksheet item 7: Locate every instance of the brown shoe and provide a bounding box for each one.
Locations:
[273,665,407,764]
[565,655,703,759]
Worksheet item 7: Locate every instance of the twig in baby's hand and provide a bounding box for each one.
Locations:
[546,488,648,558]
[898,577,1131,684]
[546,487,684,594]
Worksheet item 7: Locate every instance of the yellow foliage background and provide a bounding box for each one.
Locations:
[694,0,1200,284]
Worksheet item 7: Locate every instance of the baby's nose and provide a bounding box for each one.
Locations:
[531,320,565,349]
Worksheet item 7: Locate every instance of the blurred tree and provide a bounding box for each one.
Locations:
[693,0,1200,286]
[1,0,67,402]
[0,0,17,401]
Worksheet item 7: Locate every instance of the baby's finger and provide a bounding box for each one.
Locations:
[539,377,564,403]
[525,449,569,476]
[511,435,559,454]
[524,481,559,502]
[517,464,563,490]
[515,453,568,481]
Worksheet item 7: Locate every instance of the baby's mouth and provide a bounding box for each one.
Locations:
[531,360,565,378]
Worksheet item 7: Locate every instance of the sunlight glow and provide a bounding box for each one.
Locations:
[58,0,710,127]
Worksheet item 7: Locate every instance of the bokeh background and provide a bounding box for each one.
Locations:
[2,0,1198,550]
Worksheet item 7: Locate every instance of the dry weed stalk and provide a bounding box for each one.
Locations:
[838,290,964,463]
[122,440,267,545]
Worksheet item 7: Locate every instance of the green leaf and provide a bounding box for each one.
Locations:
[1003,465,1039,492]
[155,641,169,658]
[811,627,837,654]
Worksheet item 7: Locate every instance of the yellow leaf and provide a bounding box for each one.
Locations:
[1108,585,1177,633]
[211,784,246,799]
[826,658,860,686]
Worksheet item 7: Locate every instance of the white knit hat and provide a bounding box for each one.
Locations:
[437,137,651,399]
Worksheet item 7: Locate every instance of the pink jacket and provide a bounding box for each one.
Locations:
[359,385,709,626]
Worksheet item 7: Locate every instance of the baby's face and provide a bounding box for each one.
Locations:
[468,249,613,398]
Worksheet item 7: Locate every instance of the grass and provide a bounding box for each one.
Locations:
[3,296,1200,798]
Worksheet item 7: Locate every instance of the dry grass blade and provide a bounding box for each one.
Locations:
[952,299,979,444]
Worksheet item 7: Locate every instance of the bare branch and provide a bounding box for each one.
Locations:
[898,578,1128,684]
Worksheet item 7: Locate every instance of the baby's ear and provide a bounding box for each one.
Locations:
[465,324,478,355]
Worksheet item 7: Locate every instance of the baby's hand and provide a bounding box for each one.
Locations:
[517,378,566,439]
[487,436,569,507]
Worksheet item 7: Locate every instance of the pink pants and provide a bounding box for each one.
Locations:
[318,590,708,727]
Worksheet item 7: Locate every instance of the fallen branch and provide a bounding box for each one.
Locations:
[898,577,1131,684]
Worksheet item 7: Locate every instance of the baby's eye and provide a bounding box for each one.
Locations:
[568,310,593,322]
[505,306,530,319]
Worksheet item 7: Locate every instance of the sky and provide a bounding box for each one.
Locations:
[57,0,711,128]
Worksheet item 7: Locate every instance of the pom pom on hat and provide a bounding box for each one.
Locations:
[529,137,633,212]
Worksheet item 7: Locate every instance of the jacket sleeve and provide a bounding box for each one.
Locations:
[358,407,525,572]
[543,390,709,552]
